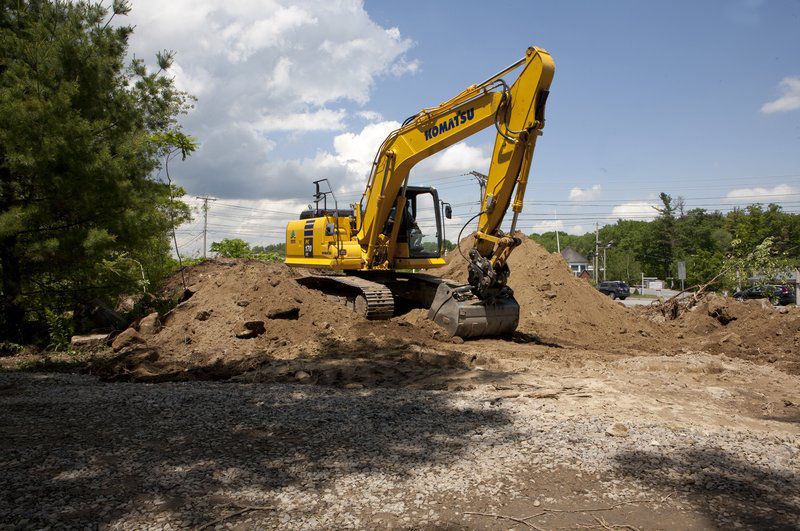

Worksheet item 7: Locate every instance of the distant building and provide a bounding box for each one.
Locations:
[561,247,590,276]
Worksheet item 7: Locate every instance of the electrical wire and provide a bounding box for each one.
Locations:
[456,210,486,262]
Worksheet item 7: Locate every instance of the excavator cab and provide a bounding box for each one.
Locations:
[384,186,444,260]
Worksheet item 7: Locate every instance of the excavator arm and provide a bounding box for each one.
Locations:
[357,46,554,299]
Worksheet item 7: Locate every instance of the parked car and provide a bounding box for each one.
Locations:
[733,284,796,306]
[597,281,630,300]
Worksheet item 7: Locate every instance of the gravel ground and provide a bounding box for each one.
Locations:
[2,371,799,530]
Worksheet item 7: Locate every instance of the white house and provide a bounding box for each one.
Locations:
[560,247,590,277]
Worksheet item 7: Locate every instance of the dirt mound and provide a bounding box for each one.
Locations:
[433,235,662,350]
[101,260,458,382]
[671,294,800,374]
[97,247,799,384]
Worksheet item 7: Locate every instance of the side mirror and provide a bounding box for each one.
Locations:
[444,204,452,219]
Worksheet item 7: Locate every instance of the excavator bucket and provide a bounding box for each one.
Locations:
[428,282,519,338]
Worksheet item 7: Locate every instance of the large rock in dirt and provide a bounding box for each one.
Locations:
[235,321,266,339]
[70,333,111,350]
[138,312,162,336]
[112,328,146,352]
[77,298,127,331]
[605,422,629,437]
[706,296,736,325]
[195,310,212,321]
[267,306,300,320]
[115,295,140,314]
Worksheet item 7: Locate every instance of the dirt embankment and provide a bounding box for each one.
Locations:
[96,237,800,382]
[666,294,800,374]
[433,235,663,351]
[100,260,470,383]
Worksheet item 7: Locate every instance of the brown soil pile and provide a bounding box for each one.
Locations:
[98,244,799,383]
[433,235,662,350]
[100,260,471,383]
[669,295,800,374]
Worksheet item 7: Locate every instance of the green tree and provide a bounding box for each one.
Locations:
[210,238,252,258]
[722,236,793,292]
[0,1,194,341]
[685,248,726,288]
[725,204,800,257]
[642,192,676,279]
[252,243,286,256]
[529,232,595,255]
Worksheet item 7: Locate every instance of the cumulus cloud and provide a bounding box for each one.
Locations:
[611,201,659,221]
[123,0,418,199]
[529,219,563,234]
[568,184,602,201]
[568,224,587,235]
[432,144,489,173]
[725,183,799,202]
[252,109,347,132]
[530,220,586,236]
[330,120,401,183]
[390,57,420,76]
[356,110,383,122]
[761,77,800,114]
[428,143,490,173]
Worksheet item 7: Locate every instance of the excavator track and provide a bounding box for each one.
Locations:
[297,274,394,320]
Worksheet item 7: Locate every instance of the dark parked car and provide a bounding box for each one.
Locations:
[733,284,796,306]
[597,280,630,300]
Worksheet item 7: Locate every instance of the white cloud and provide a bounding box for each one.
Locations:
[430,143,490,173]
[725,183,799,202]
[529,220,587,235]
[123,0,419,199]
[567,224,586,235]
[170,62,212,97]
[331,120,401,182]
[761,77,800,114]
[529,219,563,234]
[390,57,420,76]
[252,109,347,132]
[611,201,659,221]
[568,184,602,201]
[226,6,317,63]
[356,110,383,122]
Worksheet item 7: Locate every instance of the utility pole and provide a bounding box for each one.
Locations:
[196,195,217,258]
[554,209,561,254]
[468,171,488,202]
[594,223,599,283]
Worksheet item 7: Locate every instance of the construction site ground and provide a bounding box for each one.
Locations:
[1,238,799,530]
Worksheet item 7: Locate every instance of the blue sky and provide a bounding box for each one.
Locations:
[125,0,800,251]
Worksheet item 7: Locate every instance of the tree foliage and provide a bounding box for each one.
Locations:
[0,1,194,341]
[211,239,282,262]
[530,199,800,290]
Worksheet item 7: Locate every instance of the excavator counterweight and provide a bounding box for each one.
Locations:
[284,46,555,338]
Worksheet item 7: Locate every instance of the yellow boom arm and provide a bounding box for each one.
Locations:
[357,46,554,275]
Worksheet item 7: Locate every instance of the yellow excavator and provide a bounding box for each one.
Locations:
[285,46,554,338]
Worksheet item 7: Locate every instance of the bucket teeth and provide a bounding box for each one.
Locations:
[428,282,519,338]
